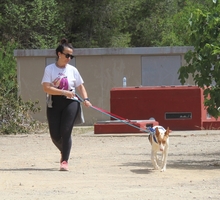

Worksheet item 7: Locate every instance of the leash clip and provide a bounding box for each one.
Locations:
[147,127,155,134]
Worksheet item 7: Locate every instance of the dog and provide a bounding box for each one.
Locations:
[148,126,170,172]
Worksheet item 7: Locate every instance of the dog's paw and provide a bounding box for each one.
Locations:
[160,168,166,172]
[153,165,160,170]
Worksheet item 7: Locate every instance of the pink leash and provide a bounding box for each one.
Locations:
[76,93,150,133]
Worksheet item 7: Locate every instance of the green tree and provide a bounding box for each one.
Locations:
[155,0,213,46]
[0,0,63,49]
[118,0,165,47]
[117,0,190,47]
[178,0,220,118]
[0,0,216,48]
[56,0,131,48]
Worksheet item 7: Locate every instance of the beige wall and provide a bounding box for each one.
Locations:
[17,56,46,121]
[75,55,141,124]
[14,47,194,125]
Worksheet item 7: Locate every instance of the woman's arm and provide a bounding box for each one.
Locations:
[77,84,92,107]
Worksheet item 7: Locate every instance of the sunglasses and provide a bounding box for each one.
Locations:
[62,52,74,59]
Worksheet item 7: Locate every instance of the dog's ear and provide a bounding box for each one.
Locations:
[165,127,170,136]
[155,127,160,136]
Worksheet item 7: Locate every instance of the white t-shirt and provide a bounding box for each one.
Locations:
[41,63,84,94]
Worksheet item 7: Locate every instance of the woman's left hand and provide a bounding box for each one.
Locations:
[84,100,92,107]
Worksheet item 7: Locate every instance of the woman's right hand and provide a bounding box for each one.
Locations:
[63,90,75,99]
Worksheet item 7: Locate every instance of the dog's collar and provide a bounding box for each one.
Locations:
[148,126,168,144]
[148,127,158,143]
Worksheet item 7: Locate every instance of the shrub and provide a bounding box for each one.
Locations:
[0,42,41,134]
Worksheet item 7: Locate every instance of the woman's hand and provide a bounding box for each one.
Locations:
[63,90,75,99]
[84,99,92,107]
[42,83,75,99]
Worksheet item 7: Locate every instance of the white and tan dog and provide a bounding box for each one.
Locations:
[148,126,170,172]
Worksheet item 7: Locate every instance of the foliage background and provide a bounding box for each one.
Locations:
[178,0,220,118]
[0,0,213,49]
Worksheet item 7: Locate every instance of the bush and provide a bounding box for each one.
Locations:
[0,42,41,134]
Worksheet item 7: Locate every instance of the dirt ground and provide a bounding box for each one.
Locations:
[0,128,220,200]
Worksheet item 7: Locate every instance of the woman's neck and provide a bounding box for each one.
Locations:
[56,61,66,68]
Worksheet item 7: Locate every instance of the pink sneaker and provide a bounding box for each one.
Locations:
[60,161,69,171]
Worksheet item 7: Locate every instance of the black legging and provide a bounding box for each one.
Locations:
[47,95,80,162]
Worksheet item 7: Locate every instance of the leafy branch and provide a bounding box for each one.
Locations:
[178,0,220,118]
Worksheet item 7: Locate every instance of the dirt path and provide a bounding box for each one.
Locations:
[0,129,220,200]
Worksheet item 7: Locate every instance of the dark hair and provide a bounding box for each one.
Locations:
[55,38,73,57]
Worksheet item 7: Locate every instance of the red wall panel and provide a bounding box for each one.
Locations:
[110,86,204,130]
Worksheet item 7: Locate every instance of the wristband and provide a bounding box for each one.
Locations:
[84,98,90,102]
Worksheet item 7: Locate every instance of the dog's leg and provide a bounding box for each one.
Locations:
[161,147,168,172]
[151,151,160,170]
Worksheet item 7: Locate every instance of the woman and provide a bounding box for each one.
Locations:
[41,38,92,171]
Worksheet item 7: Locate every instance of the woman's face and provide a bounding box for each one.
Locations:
[58,47,74,64]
